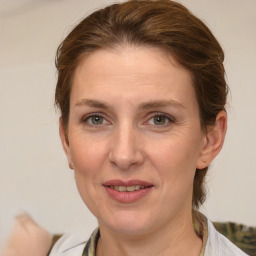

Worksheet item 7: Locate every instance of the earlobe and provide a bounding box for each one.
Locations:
[196,111,227,169]
[59,118,74,170]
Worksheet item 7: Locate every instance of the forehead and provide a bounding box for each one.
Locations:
[75,46,187,81]
[71,46,197,109]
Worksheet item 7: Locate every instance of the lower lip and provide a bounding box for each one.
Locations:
[104,186,153,203]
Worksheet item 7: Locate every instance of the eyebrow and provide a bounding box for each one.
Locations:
[75,99,110,109]
[138,100,186,110]
[75,99,186,110]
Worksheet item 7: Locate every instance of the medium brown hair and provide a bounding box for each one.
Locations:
[55,0,228,208]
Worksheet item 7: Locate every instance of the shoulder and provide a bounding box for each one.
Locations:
[205,219,248,256]
[48,233,87,256]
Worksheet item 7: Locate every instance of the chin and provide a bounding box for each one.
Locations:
[100,211,154,235]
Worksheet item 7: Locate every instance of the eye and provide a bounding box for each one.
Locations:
[90,115,104,125]
[152,115,167,125]
[148,114,173,126]
[83,114,108,126]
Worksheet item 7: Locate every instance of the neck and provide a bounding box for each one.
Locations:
[96,211,202,256]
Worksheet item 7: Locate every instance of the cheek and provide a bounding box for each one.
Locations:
[69,137,107,215]
[69,135,107,174]
[151,137,199,169]
[149,136,201,190]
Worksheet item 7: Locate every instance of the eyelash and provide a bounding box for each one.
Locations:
[147,112,174,127]
[81,112,175,127]
[81,113,108,126]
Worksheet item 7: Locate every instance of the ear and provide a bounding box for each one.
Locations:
[59,118,74,169]
[196,111,227,169]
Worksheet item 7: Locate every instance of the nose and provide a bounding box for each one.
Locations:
[108,123,144,170]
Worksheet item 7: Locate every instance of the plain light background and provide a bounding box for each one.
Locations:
[1,0,255,248]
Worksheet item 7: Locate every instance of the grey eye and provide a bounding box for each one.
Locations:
[90,115,104,125]
[153,115,167,125]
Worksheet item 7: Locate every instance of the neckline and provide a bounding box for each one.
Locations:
[82,210,208,256]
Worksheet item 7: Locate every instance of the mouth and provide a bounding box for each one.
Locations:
[106,185,152,192]
[103,180,154,203]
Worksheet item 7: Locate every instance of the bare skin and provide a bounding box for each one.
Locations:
[60,46,227,256]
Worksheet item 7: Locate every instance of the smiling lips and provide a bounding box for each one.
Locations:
[108,185,147,192]
[103,180,153,203]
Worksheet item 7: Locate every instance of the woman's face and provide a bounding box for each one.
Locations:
[61,46,209,235]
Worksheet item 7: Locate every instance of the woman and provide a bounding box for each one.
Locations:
[50,0,248,255]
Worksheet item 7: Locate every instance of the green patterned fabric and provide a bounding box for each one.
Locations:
[213,222,256,256]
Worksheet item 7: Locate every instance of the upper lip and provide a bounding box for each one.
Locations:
[103,179,153,187]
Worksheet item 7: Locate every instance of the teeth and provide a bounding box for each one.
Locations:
[115,185,126,192]
[127,185,136,192]
[109,185,147,192]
